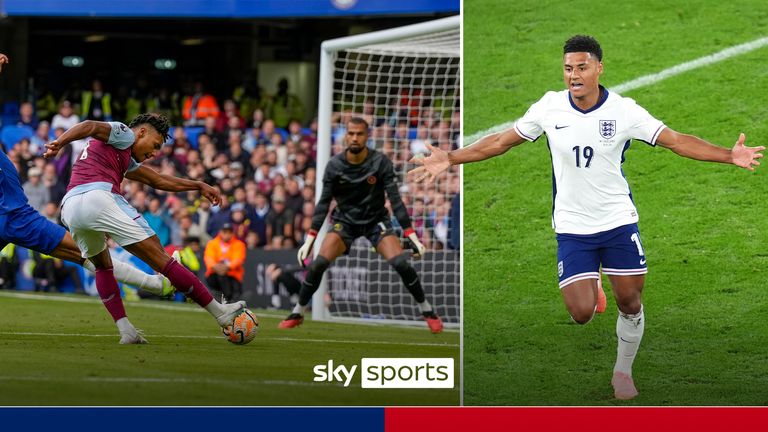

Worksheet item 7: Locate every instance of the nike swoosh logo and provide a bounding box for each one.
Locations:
[555,125,570,129]
[620,337,636,344]
[640,259,646,265]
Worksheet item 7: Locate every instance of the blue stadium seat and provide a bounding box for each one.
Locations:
[2,101,19,115]
[165,126,175,145]
[301,127,313,136]
[184,126,204,149]
[0,125,35,148]
[275,127,289,141]
[408,128,418,140]
[0,114,17,128]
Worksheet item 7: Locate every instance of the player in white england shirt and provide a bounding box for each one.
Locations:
[410,35,764,400]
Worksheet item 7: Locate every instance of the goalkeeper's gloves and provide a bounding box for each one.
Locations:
[297,230,317,267]
[404,228,426,259]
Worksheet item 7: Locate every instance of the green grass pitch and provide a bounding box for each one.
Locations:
[0,292,459,406]
[463,0,768,405]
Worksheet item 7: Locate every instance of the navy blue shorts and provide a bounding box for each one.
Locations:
[556,223,647,289]
[0,204,67,255]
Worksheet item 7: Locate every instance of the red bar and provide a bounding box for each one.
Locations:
[385,407,768,432]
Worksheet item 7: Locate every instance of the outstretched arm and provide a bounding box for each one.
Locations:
[656,128,764,171]
[43,120,112,159]
[409,128,526,182]
[125,165,221,205]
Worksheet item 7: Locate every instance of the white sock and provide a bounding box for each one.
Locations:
[116,317,134,334]
[292,303,308,315]
[204,299,226,318]
[83,259,164,296]
[614,305,645,376]
[418,300,432,313]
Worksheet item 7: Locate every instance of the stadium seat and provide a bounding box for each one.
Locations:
[301,127,313,137]
[276,127,289,141]
[184,126,204,149]
[166,126,175,145]
[1,114,18,127]
[408,128,418,140]
[0,125,35,148]
[2,101,19,115]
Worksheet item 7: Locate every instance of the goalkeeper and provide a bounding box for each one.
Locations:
[278,117,443,333]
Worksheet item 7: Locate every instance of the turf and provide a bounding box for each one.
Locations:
[463,0,768,405]
[0,292,459,406]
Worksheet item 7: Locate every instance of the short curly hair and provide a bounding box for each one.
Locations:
[564,35,603,61]
[128,113,171,140]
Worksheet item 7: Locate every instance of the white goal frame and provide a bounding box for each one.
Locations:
[314,15,460,328]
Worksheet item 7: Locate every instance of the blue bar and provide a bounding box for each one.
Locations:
[1,0,459,18]
[0,408,385,432]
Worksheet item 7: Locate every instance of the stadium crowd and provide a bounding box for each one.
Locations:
[0,78,460,293]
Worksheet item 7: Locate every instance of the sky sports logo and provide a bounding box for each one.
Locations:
[313,358,454,388]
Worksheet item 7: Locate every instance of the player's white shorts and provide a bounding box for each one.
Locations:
[61,189,155,258]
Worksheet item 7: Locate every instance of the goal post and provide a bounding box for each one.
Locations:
[314,16,460,328]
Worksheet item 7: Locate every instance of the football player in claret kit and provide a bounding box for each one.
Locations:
[0,53,175,299]
[44,113,246,344]
[411,35,763,398]
[279,117,443,333]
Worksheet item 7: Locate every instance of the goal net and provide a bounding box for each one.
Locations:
[314,16,460,328]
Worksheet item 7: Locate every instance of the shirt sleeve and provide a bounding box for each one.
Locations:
[382,157,412,230]
[310,163,335,232]
[107,122,135,149]
[513,93,550,142]
[624,98,666,146]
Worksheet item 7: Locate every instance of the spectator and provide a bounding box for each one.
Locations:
[142,197,172,246]
[0,244,19,290]
[192,199,212,242]
[284,178,303,215]
[32,252,84,294]
[30,121,51,153]
[182,82,220,126]
[245,231,260,250]
[207,194,232,237]
[80,79,113,121]
[43,201,60,224]
[230,204,250,241]
[177,236,203,280]
[216,99,245,132]
[204,223,246,303]
[22,167,49,214]
[15,102,39,129]
[228,134,250,169]
[287,119,305,144]
[265,77,304,128]
[265,195,293,247]
[179,213,209,246]
[234,77,263,122]
[246,192,269,247]
[410,125,432,156]
[51,100,79,131]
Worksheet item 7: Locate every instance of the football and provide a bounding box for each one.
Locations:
[222,308,259,345]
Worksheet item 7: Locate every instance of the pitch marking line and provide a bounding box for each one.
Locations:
[0,331,458,348]
[0,375,352,388]
[0,291,458,332]
[464,35,768,145]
